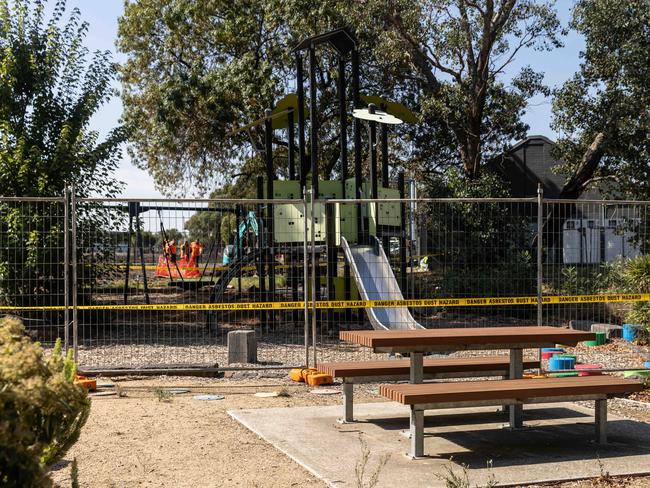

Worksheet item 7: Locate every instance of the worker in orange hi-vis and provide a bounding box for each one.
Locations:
[180,240,191,262]
[191,239,204,267]
[169,240,177,263]
[163,239,170,259]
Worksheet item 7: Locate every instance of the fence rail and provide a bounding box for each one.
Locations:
[1,189,649,371]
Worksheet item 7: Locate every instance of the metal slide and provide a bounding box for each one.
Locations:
[340,236,424,330]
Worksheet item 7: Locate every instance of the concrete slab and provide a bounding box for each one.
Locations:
[229,402,650,487]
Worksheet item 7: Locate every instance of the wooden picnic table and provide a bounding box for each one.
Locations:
[340,326,596,430]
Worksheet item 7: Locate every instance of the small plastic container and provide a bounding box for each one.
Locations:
[596,332,607,345]
[623,323,642,342]
[575,364,602,376]
[541,350,563,360]
[541,347,565,360]
[548,356,575,371]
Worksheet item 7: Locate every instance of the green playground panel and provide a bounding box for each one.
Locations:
[272,178,400,244]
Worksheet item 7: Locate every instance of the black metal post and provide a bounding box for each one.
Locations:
[288,110,295,180]
[235,205,242,294]
[123,213,133,305]
[326,203,336,331]
[398,172,407,294]
[339,55,352,322]
[296,54,307,197]
[352,49,363,240]
[369,112,378,242]
[338,56,348,188]
[135,214,150,305]
[309,45,319,198]
[264,109,276,305]
[256,176,266,303]
[351,48,364,322]
[381,125,389,188]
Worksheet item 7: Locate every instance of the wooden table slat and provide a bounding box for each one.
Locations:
[379,376,644,404]
[340,326,595,350]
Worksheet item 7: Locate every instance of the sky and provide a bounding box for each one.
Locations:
[60,0,584,200]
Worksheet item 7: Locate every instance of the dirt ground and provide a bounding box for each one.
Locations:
[50,376,650,488]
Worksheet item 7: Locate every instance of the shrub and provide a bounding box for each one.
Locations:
[439,251,536,299]
[0,317,90,487]
[623,256,650,336]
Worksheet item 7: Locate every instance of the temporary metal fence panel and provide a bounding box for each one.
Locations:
[541,199,650,372]
[2,192,649,371]
[72,197,310,371]
[0,196,68,350]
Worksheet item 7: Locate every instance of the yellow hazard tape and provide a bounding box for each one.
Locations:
[112,263,326,272]
[1,292,649,312]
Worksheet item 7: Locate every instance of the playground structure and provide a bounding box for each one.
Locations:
[210,28,418,331]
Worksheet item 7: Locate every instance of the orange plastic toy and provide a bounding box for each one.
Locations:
[289,368,306,382]
[306,373,334,386]
[74,375,97,391]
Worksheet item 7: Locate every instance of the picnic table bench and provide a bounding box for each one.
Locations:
[319,356,541,422]
[338,326,644,458]
[381,376,644,457]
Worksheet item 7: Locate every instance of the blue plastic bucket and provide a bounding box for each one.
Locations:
[548,356,576,371]
[623,324,641,342]
[644,361,650,369]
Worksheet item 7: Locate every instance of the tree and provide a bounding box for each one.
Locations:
[365,0,561,181]
[118,0,559,195]
[552,0,650,199]
[0,0,126,197]
[220,214,237,246]
[0,0,126,308]
[185,210,220,243]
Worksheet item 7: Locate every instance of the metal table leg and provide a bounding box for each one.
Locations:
[410,352,424,384]
[509,348,524,428]
[595,398,607,444]
[341,379,354,423]
[410,406,424,458]
[405,352,425,450]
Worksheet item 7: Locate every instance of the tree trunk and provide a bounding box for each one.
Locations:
[558,132,606,198]
[542,132,607,251]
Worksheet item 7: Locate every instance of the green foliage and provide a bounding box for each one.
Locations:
[419,168,536,299]
[436,458,497,488]
[220,213,237,245]
[70,458,79,488]
[0,0,126,308]
[0,317,90,487]
[0,0,126,198]
[153,387,173,402]
[554,261,627,296]
[185,210,220,243]
[117,0,560,194]
[622,255,650,333]
[354,434,390,488]
[552,0,650,199]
